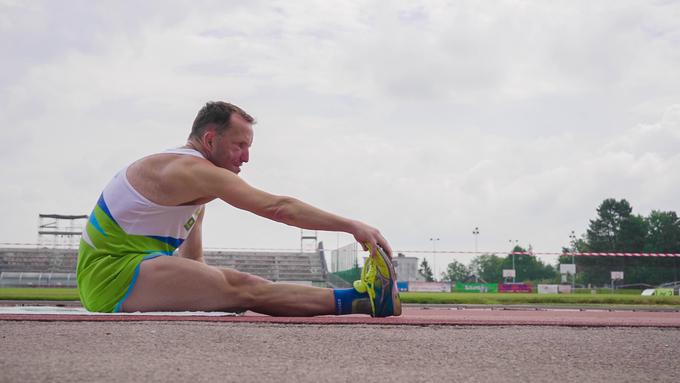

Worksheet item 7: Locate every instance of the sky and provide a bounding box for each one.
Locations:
[1,0,680,276]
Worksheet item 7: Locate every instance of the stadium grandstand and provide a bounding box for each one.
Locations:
[0,245,332,288]
[0,215,338,288]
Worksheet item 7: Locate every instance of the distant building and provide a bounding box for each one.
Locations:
[392,253,420,282]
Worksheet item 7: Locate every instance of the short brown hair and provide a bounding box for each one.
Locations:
[189,101,255,138]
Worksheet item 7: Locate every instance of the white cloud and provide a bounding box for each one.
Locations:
[1,1,680,274]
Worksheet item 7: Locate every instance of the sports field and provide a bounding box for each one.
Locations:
[1,307,679,382]
[0,288,80,301]
[2,288,679,307]
[2,288,679,382]
[402,291,680,306]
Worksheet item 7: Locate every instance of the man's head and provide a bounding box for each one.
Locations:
[190,101,255,139]
[189,101,256,174]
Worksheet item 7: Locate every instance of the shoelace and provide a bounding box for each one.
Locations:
[353,251,378,315]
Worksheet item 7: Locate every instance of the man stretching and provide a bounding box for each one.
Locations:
[77,101,401,317]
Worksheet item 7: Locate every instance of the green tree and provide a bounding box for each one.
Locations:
[470,254,504,283]
[576,199,680,286]
[441,260,470,282]
[587,198,647,252]
[419,258,434,282]
[645,210,680,253]
[504,245,558,282]
[635,210,680,284]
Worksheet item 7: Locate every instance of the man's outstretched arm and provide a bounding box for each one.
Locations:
[184,162,392,257]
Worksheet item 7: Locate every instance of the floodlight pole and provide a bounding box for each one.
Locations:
[473,227,480,253]
[429,237,439,281]
[509,239,518,283]
[569,230,577,289]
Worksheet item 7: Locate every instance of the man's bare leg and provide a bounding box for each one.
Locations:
[121,256,337,316]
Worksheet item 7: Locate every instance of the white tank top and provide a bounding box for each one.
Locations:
[81,148,205,250]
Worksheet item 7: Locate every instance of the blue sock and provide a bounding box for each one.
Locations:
[333,288,369,315]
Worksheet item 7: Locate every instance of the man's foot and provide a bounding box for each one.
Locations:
[353,245,401,317]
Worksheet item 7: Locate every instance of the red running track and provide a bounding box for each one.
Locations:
[2,306,679,327]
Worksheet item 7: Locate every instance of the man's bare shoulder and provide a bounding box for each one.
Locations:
[128,153,220,206]
[160,152,212,172]
[129,152,207,178]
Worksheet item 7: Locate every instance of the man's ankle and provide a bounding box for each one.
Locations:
[333,288,369,315]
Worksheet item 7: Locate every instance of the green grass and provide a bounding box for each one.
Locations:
[2,288,679,308]
[572,288,649,295]
[400,292,680,307]
[0,288,79,301]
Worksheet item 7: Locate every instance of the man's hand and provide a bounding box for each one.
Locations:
[350,220,393,259]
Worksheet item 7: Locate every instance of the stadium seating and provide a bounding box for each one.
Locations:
[204,251,325,283]
[0,248,327,287]
[0,248,77,273]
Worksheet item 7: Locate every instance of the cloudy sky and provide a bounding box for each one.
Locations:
[2,0,679,274]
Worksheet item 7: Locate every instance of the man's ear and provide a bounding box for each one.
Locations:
[203,129,216,150]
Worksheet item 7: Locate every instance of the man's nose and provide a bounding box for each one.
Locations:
[242,148,249,163]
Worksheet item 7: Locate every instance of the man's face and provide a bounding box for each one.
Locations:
[208,114,254,174]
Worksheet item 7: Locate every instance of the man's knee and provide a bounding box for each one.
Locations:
[219,269,272,309]
[221,269,271,288]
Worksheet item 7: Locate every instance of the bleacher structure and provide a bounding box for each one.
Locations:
[0,246,331,288]
[37,214,88,248]
[0,247,78,287]
[0,247,327,287]
[0,213,346,289]
[204,250,326,285]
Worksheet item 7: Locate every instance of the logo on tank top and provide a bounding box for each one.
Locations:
[184,207,201,231]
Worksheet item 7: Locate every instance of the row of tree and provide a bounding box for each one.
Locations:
[417,198,680,285]
[418,246,556,284]
[560,198,680,285]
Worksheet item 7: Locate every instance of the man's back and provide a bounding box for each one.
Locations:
[126,151,217,207]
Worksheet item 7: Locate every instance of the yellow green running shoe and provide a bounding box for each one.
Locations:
[353,245,401,317]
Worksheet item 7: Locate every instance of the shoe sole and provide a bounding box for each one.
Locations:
[375,247,402,317]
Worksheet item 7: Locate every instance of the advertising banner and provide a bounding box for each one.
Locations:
[655,288,674,296]
[454,282,498,293]
[397,281,409,292]
[537,284,559,294]
[408,281,452,292]
[558,284,572,294]
[498,283,533,293]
